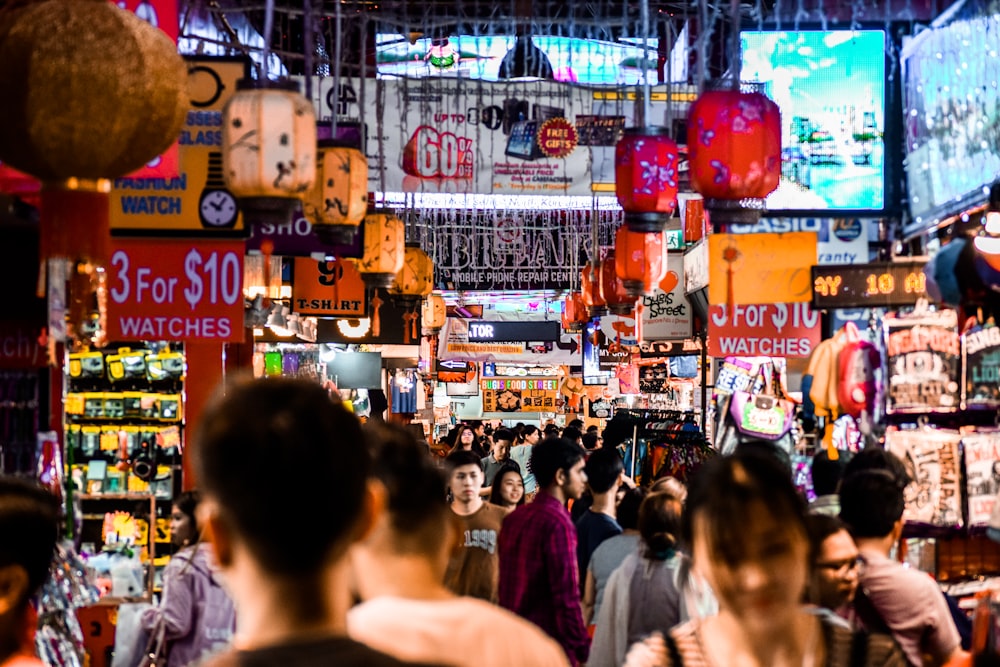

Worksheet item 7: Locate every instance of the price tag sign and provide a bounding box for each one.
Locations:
[106,238,245,342]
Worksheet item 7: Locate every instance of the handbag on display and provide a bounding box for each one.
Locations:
[716,390,796,458]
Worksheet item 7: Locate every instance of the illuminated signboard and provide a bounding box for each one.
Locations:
[480,377,560,412]
[467,320,560,342]
[811,261,927,309]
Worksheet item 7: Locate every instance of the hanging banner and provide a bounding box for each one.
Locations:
[962,433,1000,527]
[110,57,249,234]
[885,428,963,529]
[106,238,245,342]
[314,290,422,345]
[640,254,692,341]
[291,258,366,317]
[245,210,364,259]
[963,324,1000,410]
[481,377,560,412]
[438,316,580,364]
[298,76,695,196]
[708,232,818,305]
[885,310,961,414]
[707,303,821,358]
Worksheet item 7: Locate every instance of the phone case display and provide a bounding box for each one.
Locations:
[885,309,961,414]
[885,428,963,529]
[963,324,1000,410]
[963,432,1000,527]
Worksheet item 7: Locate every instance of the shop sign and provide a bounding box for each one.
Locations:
[727,218,870,265]
[885,310,960,414]
[482,364,559,377]
[638,338,703,358]
[812,261,927,309]
[481,378,559,412]
[0,322,46,368]
[438,317,579,364]
[683,240,708,293]
[707,303,821,358]
[707,232,818,305]
[291,258,366,316]
[962,433,1000,526]
[964,325,1000,409]
[106,238,245,342]
[110,57,249,234]
[117,0,179,41]
[885,429,963,528]
[314,290,421,345]
[246,211,364,259]
[467,320,560,342]
[641,253,691,341]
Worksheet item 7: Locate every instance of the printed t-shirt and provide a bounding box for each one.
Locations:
[444,502,506,602]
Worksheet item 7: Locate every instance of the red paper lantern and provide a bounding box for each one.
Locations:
[615,127,679,232]
[600,250,637,316]
[561,292,588,333]
[581,262,607,317]
[614,227,667,297]
[687,89,781,223]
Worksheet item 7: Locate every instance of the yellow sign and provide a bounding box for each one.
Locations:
[446,342,525,355]
[707,232,817,305]
[481,378,560,412]
[110,57,249,234]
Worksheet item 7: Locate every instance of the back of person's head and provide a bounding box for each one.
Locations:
[0,477,59,609]
[543,423,560,437]
[839,468,906,538]
[584,447,624,494]
[445,449,482,473]
[562,426,583,444]
[734,439,792,471]
[639,490,683,561]
[586,425,599,434]
[530,437,585,489]
[193,377,368,577]
[616,487,648,531]
[843,447,910,485]
[582,433,600,450]
[493,428,515,444]
[567,419,585,431]
[805,513,849,564]
[682,449,807,566]
[811,449,851,497]
[363,422,449,554]
[650,476,688,503]
[173,490,201,533]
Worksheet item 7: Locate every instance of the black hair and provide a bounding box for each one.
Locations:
[530,437,586,489]
[843,447,910,486]
[567,419,585,430]
[493,429,515,444]
[173,490,201,535]
[363,422,449,550]
[562,426,583,444]
[616,487,647,531]
[811,449,851,497]
[639,491,683,561]
[839,469,906,538]
[804,513,849,565]
[543,424,560,436]
[582,433,600,450]
[584,447,624,494]
[193,377,368,576]
[445,449,483,473]
[586,425,599,434]
[447,425,476,454]
[488,465,525,508]
[0,477,60,605]
[682,449,808,568]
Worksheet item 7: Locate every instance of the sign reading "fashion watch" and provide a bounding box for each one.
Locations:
[466,320,561,342]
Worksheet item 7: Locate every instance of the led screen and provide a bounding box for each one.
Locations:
[741,30,887,212]
[376,34,659,86]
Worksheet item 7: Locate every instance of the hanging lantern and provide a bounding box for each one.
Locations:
[303,140,368,245]
[581,262,607,317]
[561,291,588,333]
[600,250,637,316]
[615,127,679,232]
[614,227,667,298]
[389,244,434,304]
[222,80,317,228]
[421,293,447,333]
[356,212,405,288]
[687,88,781,224]
[0,0,188,348]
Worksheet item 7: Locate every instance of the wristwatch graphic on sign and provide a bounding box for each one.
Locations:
[199,152,238,228]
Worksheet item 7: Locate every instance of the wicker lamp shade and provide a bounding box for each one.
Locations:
[0,0,187,181]
[304,142,368,245]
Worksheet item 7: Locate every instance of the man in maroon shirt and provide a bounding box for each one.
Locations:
[498,437,590,666]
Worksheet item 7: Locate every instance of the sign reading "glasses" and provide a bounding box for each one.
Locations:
[466,320,561,342]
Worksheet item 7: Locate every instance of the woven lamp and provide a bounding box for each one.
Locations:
[0,0,187,344]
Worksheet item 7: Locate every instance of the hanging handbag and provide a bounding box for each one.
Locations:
[138,615,168,667]
[717,390,796,458]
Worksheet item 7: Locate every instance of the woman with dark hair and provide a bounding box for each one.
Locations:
[589,489,686,667]
[488,465,525,510]
[140,491,236,666]
[624,449,904,667]
[448,424,486,458]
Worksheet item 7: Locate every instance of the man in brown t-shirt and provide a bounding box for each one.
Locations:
[444,450,507,602]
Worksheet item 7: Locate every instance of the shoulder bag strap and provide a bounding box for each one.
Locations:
[663,632,684,667]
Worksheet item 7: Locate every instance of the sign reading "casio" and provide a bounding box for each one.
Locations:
[466,320,561,343]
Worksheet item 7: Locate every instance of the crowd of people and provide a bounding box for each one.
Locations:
[0,377,989,667]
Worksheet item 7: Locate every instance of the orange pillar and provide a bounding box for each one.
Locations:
[182,342,224,490]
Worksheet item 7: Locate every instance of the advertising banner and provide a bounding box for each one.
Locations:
[708,232,818,305]
[885,310,961,414]
[962,433,1000,527]
[707,302,821,358]
[291,258,366,317]
[885,428,963,529]
[110,57,249,234]
[298,75,695,197]
[728,218,870,265]
[438,316,580,364]
[963,324,1000,410]
[245,210,364,259]
[481,377,560,413]
[640,253,691,341]
[106,238,245,342]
